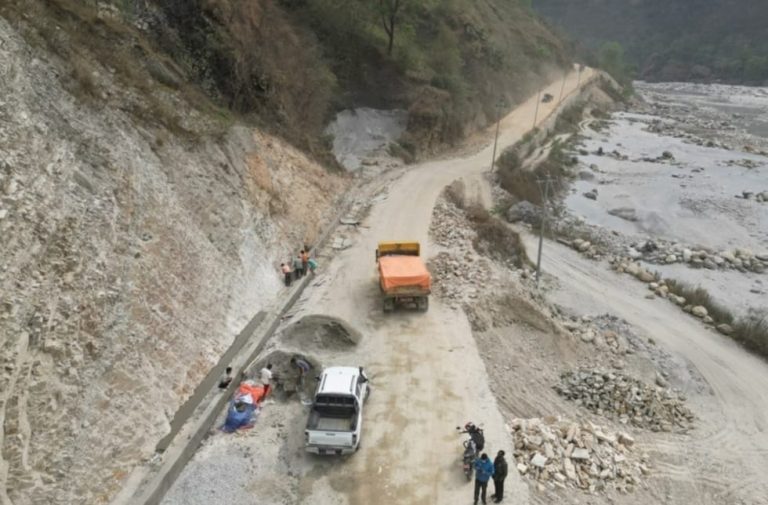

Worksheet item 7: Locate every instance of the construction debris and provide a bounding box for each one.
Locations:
[554,369,695,432]
[510,417,649,494]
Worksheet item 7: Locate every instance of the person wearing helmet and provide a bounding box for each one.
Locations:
[462,422,485,452]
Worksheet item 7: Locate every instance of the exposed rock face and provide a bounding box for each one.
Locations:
[0,18,346,504]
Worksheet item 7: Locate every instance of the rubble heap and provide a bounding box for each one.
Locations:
[510,417,648,494]
[428,252,491,308]
[554,369,695,432]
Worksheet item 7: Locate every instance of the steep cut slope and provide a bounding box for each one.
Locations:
[0,13,346,505]
[534,0,768,83]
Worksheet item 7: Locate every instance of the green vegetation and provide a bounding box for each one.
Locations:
[4,0,574,159]
[664,280,734,325]
[533,0,768,84]
[665,279,768,359]
[597,42,633,87]
[443,181,529,268]
[150,0,571,153]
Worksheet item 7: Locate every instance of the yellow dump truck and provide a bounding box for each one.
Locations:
[376,241,431,312]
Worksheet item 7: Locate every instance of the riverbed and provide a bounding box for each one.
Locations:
[565,82,768,316]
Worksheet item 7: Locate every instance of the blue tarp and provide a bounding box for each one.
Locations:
[221,401,257,433]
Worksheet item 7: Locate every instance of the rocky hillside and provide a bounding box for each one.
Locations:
[534,0,768,84]
[127,0,569,154]
[0,11,347,505]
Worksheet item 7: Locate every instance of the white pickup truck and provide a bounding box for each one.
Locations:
[305,366,368,455]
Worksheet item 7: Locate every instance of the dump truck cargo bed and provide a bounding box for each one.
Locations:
[378,255,431,292]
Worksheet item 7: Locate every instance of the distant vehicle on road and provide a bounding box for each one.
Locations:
[305,366,369,455]
[542,93,554,103]
[376,241,431,312]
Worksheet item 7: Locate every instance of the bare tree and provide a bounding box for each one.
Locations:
[378,0,404,56]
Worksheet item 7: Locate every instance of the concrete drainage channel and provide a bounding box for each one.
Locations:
[111,186,366,505]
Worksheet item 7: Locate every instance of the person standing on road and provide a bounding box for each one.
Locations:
[259,363,273,403]
[491,450,508,503]
[280,263,292,287]
[292,254,304,279]
[473,453,495,505]
[300,249,309,275]
[290,356,311,387]
[307,257,318,275]
[218,366,233,390]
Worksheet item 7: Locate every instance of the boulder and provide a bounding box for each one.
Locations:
[682,249,692,262]
[583,189,598,201]
[691,306,708,318]
[721,251,736,263]
[636,270,655,283]
[609,207,638,222]
[716,324,734,335]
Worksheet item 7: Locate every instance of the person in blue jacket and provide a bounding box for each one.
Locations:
[473,453,495,505]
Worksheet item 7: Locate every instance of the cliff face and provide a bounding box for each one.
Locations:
[534,0,768,84]
[0,14,346,504]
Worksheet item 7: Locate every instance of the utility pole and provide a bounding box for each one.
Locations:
[489,99,504,173]
[558,72,567,104]
[535,177,557,287]
[577,64,582,88]
[532,90,541,129]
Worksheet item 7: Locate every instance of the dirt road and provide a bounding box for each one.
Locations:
[290,69,594,504]
[521,232,768,504]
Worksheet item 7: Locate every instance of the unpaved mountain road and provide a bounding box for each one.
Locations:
[160,68,594,505]
[522,232,768,505]
[289,69,594,504]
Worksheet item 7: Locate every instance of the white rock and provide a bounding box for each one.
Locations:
[618,432,635,447]
[682,249,692,262]
[517,463,529,474]
[531,453,548,468]
[691,306,708,318]
[571,448,590,460]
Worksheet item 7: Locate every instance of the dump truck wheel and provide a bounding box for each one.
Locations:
[383,298,395,312]
[418,297,429,312]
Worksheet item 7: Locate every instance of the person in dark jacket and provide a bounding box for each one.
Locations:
[491,450,508,502]
[462,422,485,452]
[473,453,495,505]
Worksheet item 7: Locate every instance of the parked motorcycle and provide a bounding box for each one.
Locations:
[461,437,477,480]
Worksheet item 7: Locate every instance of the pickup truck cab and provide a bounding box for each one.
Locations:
[305,366,368,455]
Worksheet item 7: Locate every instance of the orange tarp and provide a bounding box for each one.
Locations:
[236,383,265,403]
[378,255,431,292]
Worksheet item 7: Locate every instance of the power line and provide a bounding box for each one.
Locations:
[534,176,558,288]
